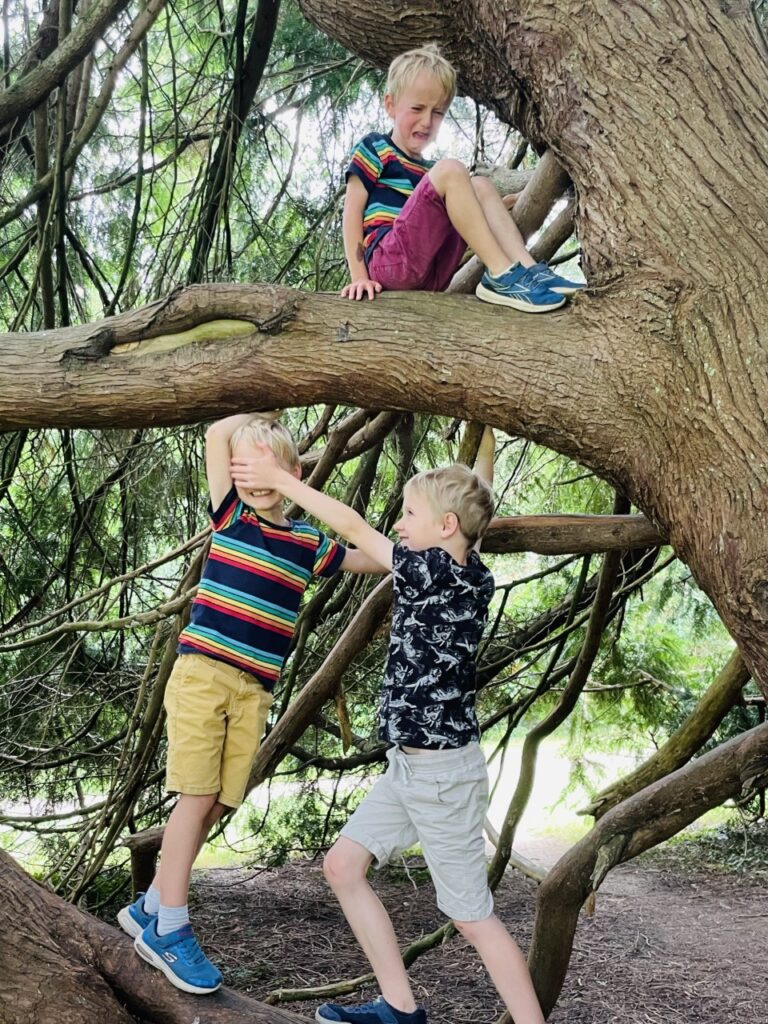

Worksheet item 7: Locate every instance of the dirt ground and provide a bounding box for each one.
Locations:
[188,838,768,1024]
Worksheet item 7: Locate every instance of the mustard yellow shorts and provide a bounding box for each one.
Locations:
[164,653,273,808]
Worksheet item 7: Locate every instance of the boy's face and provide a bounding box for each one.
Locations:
[394,489,448,552]
[231,439,298,521]
[384,71,451,159]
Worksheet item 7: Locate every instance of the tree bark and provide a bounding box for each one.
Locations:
[4,12,765,678]
[6,277,765,688]
[0,849,308,1024]
[481,514,664,554]
[286,0,768,689]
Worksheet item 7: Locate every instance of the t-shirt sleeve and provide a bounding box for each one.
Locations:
[345,135,383,195]
[391,544,448,591]
[312,531,347,578]
[208,485,240,531]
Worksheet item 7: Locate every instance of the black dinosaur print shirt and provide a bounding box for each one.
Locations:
[379,544,495,749]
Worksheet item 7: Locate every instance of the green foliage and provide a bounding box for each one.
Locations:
[241,774,371,864]
[0,2,760,894]
[644,814,768,878]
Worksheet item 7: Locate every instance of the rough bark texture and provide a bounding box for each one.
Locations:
[3,268,765,686]
[482,514,664,554]
[0,850,308,1024]
[4,4,768,1011]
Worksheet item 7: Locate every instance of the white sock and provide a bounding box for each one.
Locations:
[142,883,161,915]
[157,903,190,936]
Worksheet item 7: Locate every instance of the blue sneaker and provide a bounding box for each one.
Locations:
[527,261,585,296]
[134,919,222,994]
[315,996,426,1024]
[475,263,566,312]
[117,892,156,939]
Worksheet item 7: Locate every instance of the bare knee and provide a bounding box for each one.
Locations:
[323,840,371,890]
[470,174,497,200]
[452,915,493,945]
[429,157,470,191]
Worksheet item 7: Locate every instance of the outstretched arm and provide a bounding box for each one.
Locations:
[340,548,390,574]
[474,425,495,552]
[231,446,394,571]
[475,425,495,487]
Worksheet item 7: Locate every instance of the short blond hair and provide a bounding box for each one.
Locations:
[386,44,457,105]
[229,414,300,470]
[405,464,493,547]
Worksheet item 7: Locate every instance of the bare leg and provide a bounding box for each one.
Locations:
[151,794,227,907]
[428,159,532,276]
[471,175,535,268]
[324,837,417,1013]
[453,914,546,1024]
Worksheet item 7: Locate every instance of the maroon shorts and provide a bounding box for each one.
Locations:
[367,176,467,292]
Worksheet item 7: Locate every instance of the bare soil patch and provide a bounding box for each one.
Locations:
[188,843,768,1024]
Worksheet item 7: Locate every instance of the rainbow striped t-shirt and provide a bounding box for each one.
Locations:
[177,487,346,690]
[346,132,434,259]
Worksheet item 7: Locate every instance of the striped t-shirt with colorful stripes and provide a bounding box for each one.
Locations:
[177,486,346,690]
[346,132,434,259]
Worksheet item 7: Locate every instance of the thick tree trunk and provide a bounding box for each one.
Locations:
[2,16,763,674]
[0,850,307,1024]
[4,1,767,1017]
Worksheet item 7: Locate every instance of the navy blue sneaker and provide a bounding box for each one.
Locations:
[527,261,585,296]
[475,263,566,312]
[134,919,222,994]
[117,892,156,939]
[315,996,426,1024]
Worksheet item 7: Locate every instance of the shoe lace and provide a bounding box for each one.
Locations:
[528,262,551,279]
[175,932,209,967]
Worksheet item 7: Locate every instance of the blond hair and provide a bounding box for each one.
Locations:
[386,44,457,105]
[405,464,494,547]
[229,413,300,470]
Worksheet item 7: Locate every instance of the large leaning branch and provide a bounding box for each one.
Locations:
[583,647,750,819]
[0,283,617,477]
[527,721,768,1015]
[0,850,306,1024]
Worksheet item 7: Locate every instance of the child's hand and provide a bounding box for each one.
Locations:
[230,444,284,492]
[341,278,382,300]
[502,193,521,210]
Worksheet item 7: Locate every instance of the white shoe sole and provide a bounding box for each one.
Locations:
[134,932,222,995]
[475,283,566,312]
[549,284,584,296]
[116,906,143,939]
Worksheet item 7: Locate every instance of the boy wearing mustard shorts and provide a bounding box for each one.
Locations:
[117,413,382,993]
